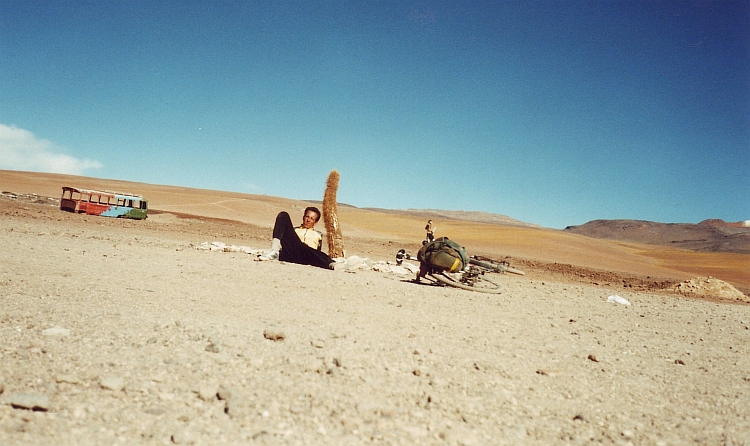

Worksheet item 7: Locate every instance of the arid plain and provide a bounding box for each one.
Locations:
[1,170,748,445]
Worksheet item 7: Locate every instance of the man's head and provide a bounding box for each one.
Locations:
[301,206,321,229]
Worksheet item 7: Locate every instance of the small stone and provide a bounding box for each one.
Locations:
[99,376,125,391]
[172,428,197,444]
[444,426,479,445]
[197,385,218,401]
[675,359,685,365]
[42,327,70,337]
[587,354,599,362]
[429,377,445,387]
[3,393,51,411]
[55,374,80,384]
[159,392,175,401]
[217,384,235,401]
[263,328,285,341]
[224,399,241,417]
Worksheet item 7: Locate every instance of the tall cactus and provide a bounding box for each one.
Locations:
[323,170,345,258]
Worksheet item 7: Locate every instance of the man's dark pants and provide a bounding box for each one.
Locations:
[273,212,333,269]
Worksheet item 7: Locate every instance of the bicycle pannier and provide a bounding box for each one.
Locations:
[418,237,468,273]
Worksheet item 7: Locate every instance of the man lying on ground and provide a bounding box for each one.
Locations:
[258,207,344,270]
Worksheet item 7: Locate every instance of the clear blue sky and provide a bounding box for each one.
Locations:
[2,1,748,228]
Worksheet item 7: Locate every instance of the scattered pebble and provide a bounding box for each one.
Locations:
[55,374,81,384]
[42,327,71,337]
[217,384,235,401]
[172,428,197,445]
[143,407,166,415]
[263,328,285,341]
[197,385,218,401]
[3,393,51,411]
[99,376,125,391]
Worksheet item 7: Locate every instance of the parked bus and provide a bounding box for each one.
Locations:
[60,187,148,220]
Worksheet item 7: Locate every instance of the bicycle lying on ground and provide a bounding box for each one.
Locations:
[396,247,525,294]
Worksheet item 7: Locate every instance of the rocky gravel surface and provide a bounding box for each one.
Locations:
[1,198,749,445]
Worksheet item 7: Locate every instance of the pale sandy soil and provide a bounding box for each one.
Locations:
[1,171,749,445]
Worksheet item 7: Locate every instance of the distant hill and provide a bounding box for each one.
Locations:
[301,200,538,227]
[365,208,540,228]
[565,219,750,254]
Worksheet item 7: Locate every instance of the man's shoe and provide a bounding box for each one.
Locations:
[257,250,279,261]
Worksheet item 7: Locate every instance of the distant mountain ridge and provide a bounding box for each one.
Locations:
[365,208,540,228]
[565,219,750,254]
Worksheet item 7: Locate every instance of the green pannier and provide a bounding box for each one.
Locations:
[418,237,469,273]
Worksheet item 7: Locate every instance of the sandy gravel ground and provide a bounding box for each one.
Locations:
[1,197,749,446]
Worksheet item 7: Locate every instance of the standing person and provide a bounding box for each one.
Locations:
[258,207,343,270]
[425,220,436,243]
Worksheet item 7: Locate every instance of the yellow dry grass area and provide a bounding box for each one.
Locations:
[339,209,685,278]
[337,208,431,240]
[639,248,750,290]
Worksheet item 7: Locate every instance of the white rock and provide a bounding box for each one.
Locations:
[401,262,420,273]
[371,263,389,272]
[389,265,412,275]
[607,295,631,306]
[345,256,370,270]
[42,327,71,337]
[99,376,125,391]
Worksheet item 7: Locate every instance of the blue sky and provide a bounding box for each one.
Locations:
[1,1,748,228]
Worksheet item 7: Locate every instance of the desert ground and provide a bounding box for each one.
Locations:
[1,170,749,445]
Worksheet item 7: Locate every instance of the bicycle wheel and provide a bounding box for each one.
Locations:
[469,258,525,276]
[431,272,503,294]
